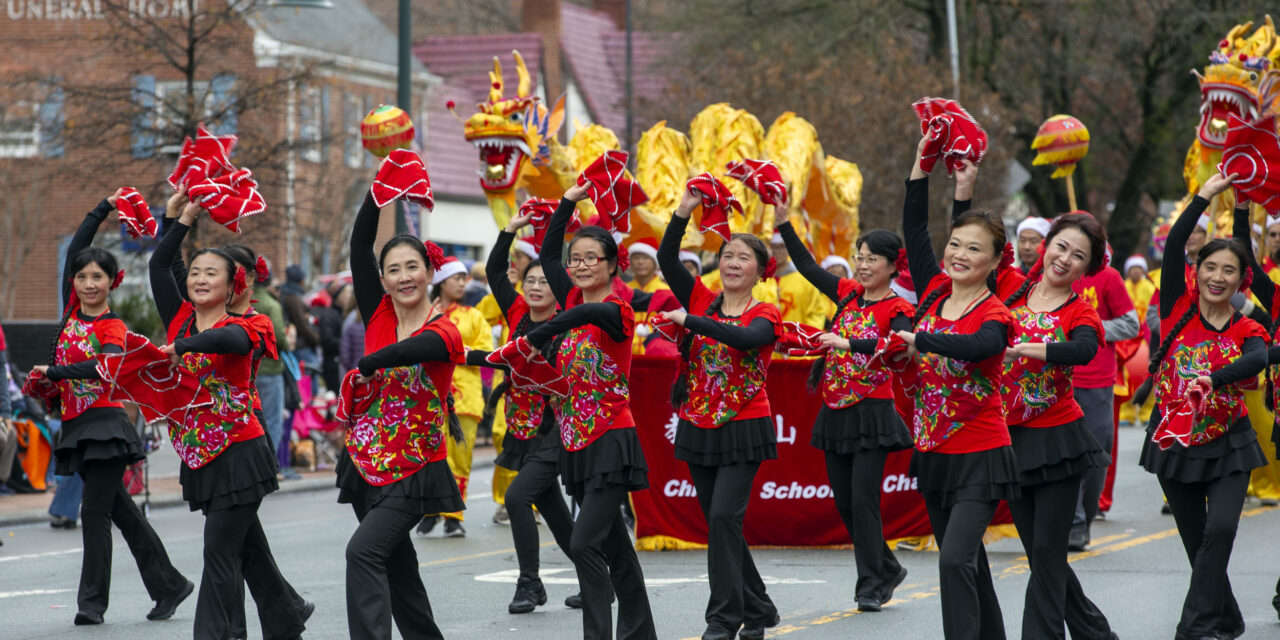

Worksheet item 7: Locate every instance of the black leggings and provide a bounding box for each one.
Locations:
[1007,474,1111,640]
[1159,472,1249,637]
[924,498,1006,640]
[345,500,443,640]
[77,457,186,615]
[687,461,775,633]
[504,455,575,582]
[570,487,657,640]
[823,449,903,600]
[193,500,301,640]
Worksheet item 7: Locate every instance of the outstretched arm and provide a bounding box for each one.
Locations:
[683,316,777,352]
[63,196,116,308]
[174,325,253,356]
[357,330,452,376]
[350,192,386,324]
[773,194,840,301]
[915,320,1007,362]
[149,203,195,327]
[524,302,627,348]
[657,191,702,308]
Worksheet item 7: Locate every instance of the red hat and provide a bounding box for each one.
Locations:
[628,237,659,260]
[432,256,466,284]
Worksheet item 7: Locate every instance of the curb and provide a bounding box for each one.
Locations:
[0,457,495,529]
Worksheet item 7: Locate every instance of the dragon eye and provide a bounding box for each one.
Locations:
[509,112,524,124]
[1249,71,1259,83]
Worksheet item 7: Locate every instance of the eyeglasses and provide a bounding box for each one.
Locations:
[566,256,603,267]
[523,277,549,287]
[853,255,885,265]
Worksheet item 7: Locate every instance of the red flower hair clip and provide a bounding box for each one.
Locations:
[763,256,778,280]
[425,241,446,271]
[255,256,270,283]
[233,265,249,296]
[895,248,909,275]
[1240,264,1254,293]
[615,243,630,272]
[999,242,1015,272]
[110,269,125,290]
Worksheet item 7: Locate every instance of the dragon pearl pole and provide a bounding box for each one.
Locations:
[946,0,960,99]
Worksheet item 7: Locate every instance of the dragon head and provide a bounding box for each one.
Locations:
[462,50,565,195]
[1194,16,1280,149]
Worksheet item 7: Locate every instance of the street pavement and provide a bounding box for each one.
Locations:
[3,426,1280,639]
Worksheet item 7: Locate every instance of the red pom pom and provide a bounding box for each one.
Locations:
[895,248,909,275]
[1240,263,1254,292]
[424,241,445,271]
[492,82,501,89]
[615,244,630,272]
[1036,239,1046,257]
[1220,39,1230,48]
[999,242,1015,272]
[233,265,249,296]
[1239,53,1249,62]
[255,256,270,283]
[445,100,456,110]
[762,256,778,280]
[110,269,125,290]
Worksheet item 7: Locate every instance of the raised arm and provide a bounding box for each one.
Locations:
[902,177,942,300]
[487,231,521,316]
[657,193,701,308]
[63,197,115,307]
[773,193,840,301]
[539,197,579,306]
[350,192,386,324]
[149,203,194,327]
[1235,204,1275,313]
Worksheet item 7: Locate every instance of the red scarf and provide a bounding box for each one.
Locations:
[96,331,214,426]
[371,149,435,210]
[523,197,581,253]
[1222,114,1280,214]
[725,159,787,205]
[485,336,568,397]
[576,150,647,233]
[686,173,741,241]
[187,169,266,233]
[778,321,827,357]
[1152,377,1210,450]
[167,124,236,191]
[912,97,988,175]
[115,188,157,239]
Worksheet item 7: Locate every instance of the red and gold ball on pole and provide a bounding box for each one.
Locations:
[360,105,415,158]
[1031,114,1090,210]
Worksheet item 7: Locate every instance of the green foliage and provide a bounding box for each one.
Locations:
[112,289,163,342]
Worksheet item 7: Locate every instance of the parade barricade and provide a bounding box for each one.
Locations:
[628,355,1014,549]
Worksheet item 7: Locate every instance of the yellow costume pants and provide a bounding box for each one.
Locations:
[491,398,517,505]
[1244,387,1280,501]
[443,415,479,521]
[1118,392,1154,427]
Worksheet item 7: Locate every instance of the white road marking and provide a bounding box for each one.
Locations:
[0,589,74,599]
[0,548,81,563]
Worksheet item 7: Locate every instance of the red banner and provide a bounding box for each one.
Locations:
[630,355,1012,548]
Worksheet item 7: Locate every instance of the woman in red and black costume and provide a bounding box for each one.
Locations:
[772,199,915,613]
[339,177,466,640]
[655,188,782,640]
[1133,172,1267,640]
[149,202,307,640]
[998,210,1117,640]
[897,139,1019,640]
[30,192,191,627]
[519,183,657,640]
[473,208,578,615]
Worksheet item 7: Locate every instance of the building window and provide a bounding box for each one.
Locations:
[154,80,212,154]
[0,100,40,158]
[344,93,363,169]
[299,86,322,164]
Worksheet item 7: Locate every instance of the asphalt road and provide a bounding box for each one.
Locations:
[3,426,1280,639]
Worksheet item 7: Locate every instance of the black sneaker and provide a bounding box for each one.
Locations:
[1067,526,1089,552]
[74,610,104,625]
[565,592,584,609]
[443,518,465,538]
[508,577,547,614]
[298,600,316,623]
[739,612,780,640]
[856,596,881,612]
[882,566,908,605]
[50,515,77,530]
[147,579,194,620]
[416,516,439,535]
[700,627,734,640]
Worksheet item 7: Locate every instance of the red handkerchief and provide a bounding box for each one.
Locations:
[687,173,742,241]
[778,321,827,357]
[867,334,909,370]
[725,159,787,206]
[485,336,568,397]
[115,187,157,239]
[1152,378,1209,450]
[335,369,378,423]
[167,124,237,190]
[525,197,582,253]
[912,98,988,175]
[648,314,686,343]
[96,331,213,424]
[187,168,267,233]
[21,369,59,402]
[371,149,435,210]
[576,150,648,233]
[1221,114,1280,215]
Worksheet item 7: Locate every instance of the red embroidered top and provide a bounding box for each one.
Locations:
[1001,294,1105,428]
[54,309,127,421]
[165,303,268,469]
[912,276,1014,453]
[554,294,636,451]
[822,279,915,409]
[345,297,465,485]
[1156,295,1267,445]
[236,311,277,413]
[503,297,548,442]
[679,282,781,428]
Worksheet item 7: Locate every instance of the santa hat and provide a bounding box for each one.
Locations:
[513,239,539,260]
[1267,214,1280,230]
[1016,216,1052,239]
[1124,255,1147,274]
[820,255,852,276]
[1195,215,1209,232]
[679,250,702,274]
[431,256,467,285]
[770,232,784,246]
[629,238,659,261]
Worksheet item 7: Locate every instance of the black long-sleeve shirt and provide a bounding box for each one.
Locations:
[915,320,1007,362]
[1159,196,1209,318]
[525,303,626,349]
[357,328,450,376]
[63,199,113,308]
[1211,336,1266,390]
[351,193,386,329]
[149,219,191,327]
[776,221,841,301]
[159,217,191,302]
[902,177,942,301]
[1044,326,1099,365]
[487,231,521,316]
[539,198,578,307]
[174,325,253,357]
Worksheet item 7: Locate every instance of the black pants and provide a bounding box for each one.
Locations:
[570,487,657,640]
[194,500,299,640]
[686,461,775,633]
[1159,472,1249,637]
[505,455,575,581]
[1072,387,1113,529]
[824,449,902,600]
[233,518,308,640]
[924,498,1006,640]
[1008,474,1111,640]
[346,501,443,640]
[77,457,186,616]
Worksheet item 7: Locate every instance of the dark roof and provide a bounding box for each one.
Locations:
[251,0,427,72]
[423,78,484,198]
[560,3,671,133]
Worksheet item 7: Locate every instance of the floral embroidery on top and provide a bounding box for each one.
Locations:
[1002,307,1069,424]
[168,351,254,468]
[680,314,769,426]
[913,314,1000,451]
[1155,335,1244,445]
[504,384,546,441]
[346,363,447,485]
[554,327,629,451]
[55,315,109,420]
[823,304,889,408]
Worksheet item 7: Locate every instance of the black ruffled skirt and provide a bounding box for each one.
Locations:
[53,407,144,475]
[336,449,464,515]
[180,435,279,513]
[561,428,648,500]
[496,430,558,472]
[674,416,777,466]
[1139,413,1266,483]
[1009,418,1110,487]
[911,445,1020,509]
[811,399,913,454]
